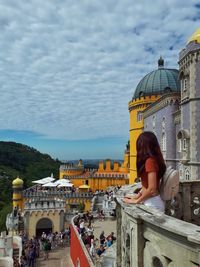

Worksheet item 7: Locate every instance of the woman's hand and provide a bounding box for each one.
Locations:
[124,194,138,199]
[123,196,138,204]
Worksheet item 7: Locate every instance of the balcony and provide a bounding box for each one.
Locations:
[115,182,200,267]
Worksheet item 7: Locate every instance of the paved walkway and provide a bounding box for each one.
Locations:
[93,218,117,241]
[36,246,73,267]
[35,218,116,267]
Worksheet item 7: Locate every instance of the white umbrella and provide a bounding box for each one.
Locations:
[42,182,57,187]
[54,179,70,185]
[58,183,73,188]
[32,177,55,184]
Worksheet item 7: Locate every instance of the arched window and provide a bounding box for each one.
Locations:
[162,117,166,131]
[179,169,183,180]
[152,116,156,130]
[162,132,166,151]
[183,139,187,151]
[137,111,143,122]
[185,170,190,180]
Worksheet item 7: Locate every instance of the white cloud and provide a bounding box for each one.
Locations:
[0,0,199,140]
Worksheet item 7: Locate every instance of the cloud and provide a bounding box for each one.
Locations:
[0,0,199,140]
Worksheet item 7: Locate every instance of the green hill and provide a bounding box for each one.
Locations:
[0,141,61,230]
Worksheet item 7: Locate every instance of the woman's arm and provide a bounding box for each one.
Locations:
[124,172,158,204]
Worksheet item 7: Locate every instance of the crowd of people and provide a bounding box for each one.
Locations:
[73,211,116,261]
[13,229,70,267]
[12,187,118,266]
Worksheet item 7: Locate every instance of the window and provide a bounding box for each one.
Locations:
[162,117,166,130]
[162,132,166,151]
[179,169,183,180]
[184,79,187,91]
[185,170,190,180]
[152,116,156,130]
[179,139,182,152]
[183,139,187,151]
[137,111,143,121]
[181,78,188,91]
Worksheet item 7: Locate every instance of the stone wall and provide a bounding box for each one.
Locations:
[116,199,200,267]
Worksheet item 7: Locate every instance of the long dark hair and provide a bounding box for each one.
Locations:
[136,131,166,178]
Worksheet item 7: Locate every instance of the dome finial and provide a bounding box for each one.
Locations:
[188,28,200,44]
[158,56,164,68]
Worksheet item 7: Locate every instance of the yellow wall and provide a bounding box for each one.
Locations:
[128,95,160,184]
[60,168,84,179]
[70,177,128,192]
[27,210,62,238]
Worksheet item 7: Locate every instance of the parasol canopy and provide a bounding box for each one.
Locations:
[32,177,55,184]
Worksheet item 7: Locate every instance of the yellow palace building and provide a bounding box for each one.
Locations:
[59,143,130,191]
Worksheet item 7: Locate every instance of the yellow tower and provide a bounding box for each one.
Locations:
[12,177,24,210]
[128,57,179,183]
[119,141,130,173]
[129,95,159,183]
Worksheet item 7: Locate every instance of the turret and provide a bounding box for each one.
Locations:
[113,162,119,172]
[98,160,104,172]
[105,159,111,172]
[12,177,24,210]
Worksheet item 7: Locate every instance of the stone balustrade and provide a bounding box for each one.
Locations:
[165,180,200,225]
[116,197,200,267]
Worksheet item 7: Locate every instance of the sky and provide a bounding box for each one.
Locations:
[0,0,199,160]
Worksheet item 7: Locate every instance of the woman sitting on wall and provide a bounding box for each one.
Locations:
[124,131,166,212]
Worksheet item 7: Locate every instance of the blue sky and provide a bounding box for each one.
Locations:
[0,0,199,160]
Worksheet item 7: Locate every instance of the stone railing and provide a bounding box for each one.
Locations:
[165,180,200,225]
[116,198,200,267]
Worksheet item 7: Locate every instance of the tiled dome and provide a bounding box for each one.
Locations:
[133,57,180,99]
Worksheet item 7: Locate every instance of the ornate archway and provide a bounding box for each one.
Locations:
[36,218,53,237]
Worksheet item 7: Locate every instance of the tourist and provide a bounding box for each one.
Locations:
[20,255,28,267]
[106,232,116,244]
[96,245,105,257]
[89,238,97,258]
[99,231,106,246]
[28,246,36,267]
[65,227,71,245]
[42,239,50,260]
[106,236,113,247]
[13,256,20,267]
[79,219,85,234]
[124,131,166,212]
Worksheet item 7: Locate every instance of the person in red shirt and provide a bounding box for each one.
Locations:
[124,131,166,211]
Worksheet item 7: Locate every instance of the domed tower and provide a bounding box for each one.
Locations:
[129,58,180,183]
[12,177,24,210]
